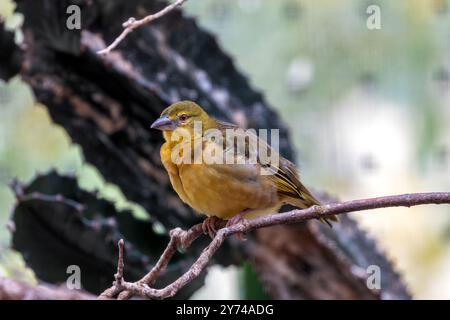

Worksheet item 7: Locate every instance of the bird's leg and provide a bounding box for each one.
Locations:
[225,210,250,240]
[202,216,221,239]
[226,209,250,227]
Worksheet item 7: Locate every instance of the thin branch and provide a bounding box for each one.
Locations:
[97,239,125,299]
[115,225,205,300]
[99,192,450,300]
[97,0,188,55]
[116,239,125,282]
[99,224,206,299]
[0,277,95,300]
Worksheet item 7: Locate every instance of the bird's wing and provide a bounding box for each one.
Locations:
[214,119,313,201]
[214,119,337,225]
[214,120,238,130]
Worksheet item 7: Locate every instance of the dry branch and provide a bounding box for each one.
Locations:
[97,0,188,55]
[99,192,450,300]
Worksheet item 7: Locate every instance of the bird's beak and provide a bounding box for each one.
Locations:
[151,115,177,131]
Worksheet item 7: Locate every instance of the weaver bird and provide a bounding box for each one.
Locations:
[151,101,336,237]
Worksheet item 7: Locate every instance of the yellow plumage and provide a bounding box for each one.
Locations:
[152,101,336,227]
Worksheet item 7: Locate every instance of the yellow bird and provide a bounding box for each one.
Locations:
[151,101,336,237]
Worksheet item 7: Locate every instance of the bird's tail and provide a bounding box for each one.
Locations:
[285,186,337,228]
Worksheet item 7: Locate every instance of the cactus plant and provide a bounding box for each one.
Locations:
[9,170,204,297]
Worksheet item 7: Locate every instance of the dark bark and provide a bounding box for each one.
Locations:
[0,22,22,81]
[9,171,204,298]
[0,0,410,299]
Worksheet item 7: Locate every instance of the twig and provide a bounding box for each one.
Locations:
[99,192,450,300]
[116,239,125,280]
[97,0,188,55]
[97,239,125,299]
[115,225,205,300]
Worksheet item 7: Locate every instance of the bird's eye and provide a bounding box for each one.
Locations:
[179,114,190,121]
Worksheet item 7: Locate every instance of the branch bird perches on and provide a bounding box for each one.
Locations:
[99,192,450,300]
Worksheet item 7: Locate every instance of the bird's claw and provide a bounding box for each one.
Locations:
[202,216,220,239]
[225,214,243,228]
[225,213,247,241]
[202,213,248,240]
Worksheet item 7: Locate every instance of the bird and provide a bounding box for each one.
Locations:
[151,100,336,238]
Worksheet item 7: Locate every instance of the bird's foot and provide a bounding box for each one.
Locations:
[202,216,221,239]
[225,211,248,241]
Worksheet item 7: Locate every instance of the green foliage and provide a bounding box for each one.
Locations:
[239,261,269,300]
[0,0,24,43]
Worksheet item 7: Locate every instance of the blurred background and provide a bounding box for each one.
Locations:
[1,0,450,299]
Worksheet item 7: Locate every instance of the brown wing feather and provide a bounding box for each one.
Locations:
[214,118,337,226]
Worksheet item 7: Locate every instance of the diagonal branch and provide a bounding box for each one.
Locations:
[99,192,450,300]
[97,0,188,55]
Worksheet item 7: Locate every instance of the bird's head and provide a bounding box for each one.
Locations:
[151,101,214,140]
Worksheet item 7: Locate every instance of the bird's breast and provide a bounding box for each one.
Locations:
[177,162,280,219]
